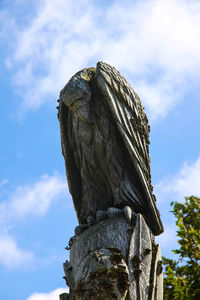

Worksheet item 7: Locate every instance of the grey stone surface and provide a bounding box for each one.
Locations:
[128,214,153,299]
[63,214,162,299]
[149,244,163,300]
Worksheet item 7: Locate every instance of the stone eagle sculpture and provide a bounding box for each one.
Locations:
[58,62,163,236]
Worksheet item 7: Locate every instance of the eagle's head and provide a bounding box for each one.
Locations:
[59,68,96,122]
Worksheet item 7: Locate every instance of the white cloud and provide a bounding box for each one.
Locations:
[0,179,9,187]
[27,288,69,300]
[10,172,67,218]
[0,172,68,269]
[0,233,34,269]
[156,224,178,257]
[2,0,200,118]
[136,78,180,120]
[0,172,67,224]
[156,155,200,203]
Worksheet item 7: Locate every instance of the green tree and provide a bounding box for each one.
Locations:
[163,196,200,300]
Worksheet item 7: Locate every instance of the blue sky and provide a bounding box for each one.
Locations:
[0,0,200,299]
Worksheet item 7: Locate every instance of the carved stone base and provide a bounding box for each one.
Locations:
[62,213,163,299]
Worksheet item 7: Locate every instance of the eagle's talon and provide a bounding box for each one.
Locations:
[96,210,108,222]
[87,216,96,227]
[107,207,122,218]
[123,206,133,223]
[74,224,89,236]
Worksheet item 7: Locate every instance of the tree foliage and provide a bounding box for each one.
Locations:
[163,196,200,300]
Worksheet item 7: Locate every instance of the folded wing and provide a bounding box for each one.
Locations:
[96,62,163,235]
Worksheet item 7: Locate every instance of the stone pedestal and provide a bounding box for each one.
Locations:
[61,213,163,299]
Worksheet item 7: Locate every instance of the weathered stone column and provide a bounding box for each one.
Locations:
[61,209,163,299]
